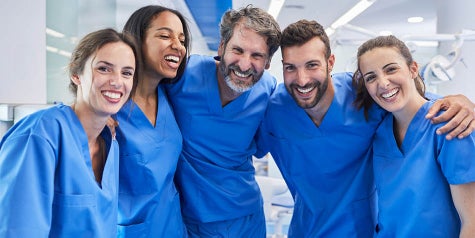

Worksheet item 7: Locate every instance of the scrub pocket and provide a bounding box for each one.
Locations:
[51,193,96,237]
[117,222,148,238]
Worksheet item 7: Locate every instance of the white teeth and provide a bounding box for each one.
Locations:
[382,88,399,99]
[165,55,179,63]
[103,91,121,99]
[233,70,250,78]
[297,87,314,93]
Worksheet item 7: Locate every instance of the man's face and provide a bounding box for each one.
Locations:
[282,37,334,109]
[218,22,270,93]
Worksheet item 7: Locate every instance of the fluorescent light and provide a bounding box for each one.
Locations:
[46,46,58,53]
[268,0,285,19]
[46,28,65,38]
[407,17,424,23]
[326,0,376,36]
[58,50,72,57]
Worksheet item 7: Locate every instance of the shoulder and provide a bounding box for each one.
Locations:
[254,71,277,92]
[187,54,216,69]
[332,72,354,91]
[4,104,76,142]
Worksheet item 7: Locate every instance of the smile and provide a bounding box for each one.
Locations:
[103,91,122,99]
[381,88,399,99]
[297,86,314,94]
[233,69,252,78]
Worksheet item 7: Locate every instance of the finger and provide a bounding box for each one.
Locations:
[457,118,475,139]
[431,104,462,124]
[442,116,471,140]
[425,99,444,119]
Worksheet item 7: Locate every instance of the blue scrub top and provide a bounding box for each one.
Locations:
[0,104,119,238]
[373,101,475,237]
[115,84,187,237]
[166,54,276,223]
[256,72,386,237]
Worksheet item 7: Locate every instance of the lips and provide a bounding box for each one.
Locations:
[233,69,252,78]
[381,88,399,99]
[102,90,122,102]
[297,86,315,94]
[164,55,180,63]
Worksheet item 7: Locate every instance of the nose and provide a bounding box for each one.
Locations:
[378,75,391,89]
[171,37,185,51]
[295,68,311,86]
[237,54,253,72]
[109,72,121,88]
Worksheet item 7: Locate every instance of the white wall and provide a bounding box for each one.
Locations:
[1,0,47,104]
[436,0,475,101]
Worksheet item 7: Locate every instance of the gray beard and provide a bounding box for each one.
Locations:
[224,75,252,93]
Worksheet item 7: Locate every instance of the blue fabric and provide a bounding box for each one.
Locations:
[257,72,386,237]
[0,104,118,238]
[166,54,276,226]
[186,207,266,238]
[116,84,187,237]
[373,101,475,237]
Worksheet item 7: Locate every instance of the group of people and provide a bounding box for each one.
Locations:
[0,4,474,238]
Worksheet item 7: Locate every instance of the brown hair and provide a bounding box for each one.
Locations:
[281,19,331,60]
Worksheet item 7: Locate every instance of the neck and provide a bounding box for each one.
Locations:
[71,103,108,184]
[136,74,162,98]
[72,103,107,142]
[392,95,428,146]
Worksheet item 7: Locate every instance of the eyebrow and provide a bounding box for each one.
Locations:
[97,61,135,71]
[96,61,114,67]
[362,62,398,77]
[382,62,398,69]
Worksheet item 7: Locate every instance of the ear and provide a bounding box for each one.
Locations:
[71,74,81,85]
[327,54,336,72]
[410,61,419,78]
[217,41,225,56]
[265,58,271,69]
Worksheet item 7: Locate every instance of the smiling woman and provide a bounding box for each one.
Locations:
[0,28,139,238]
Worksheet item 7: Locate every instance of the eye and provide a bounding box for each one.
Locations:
[306,62,319,69]
[386,66,398,73]
[251,53,265,60]
[364,74,376,83]
[179,37,186,46]
[159,34,170,39]
[97,65,112,73]
[122,69,134,78]
[232,47,243,54]
[284,65,295,72]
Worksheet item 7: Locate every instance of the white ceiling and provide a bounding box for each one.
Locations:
[233,0,437,43]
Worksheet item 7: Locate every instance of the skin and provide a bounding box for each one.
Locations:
[359,46,475,237]
[282,36,335,126]
[72,41,135,182]
[136,11,186,126]
[359,47,426,145]
[426,95,475,140]
[216,20,270,105]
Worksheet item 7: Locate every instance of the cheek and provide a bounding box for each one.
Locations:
[365,83,377,96]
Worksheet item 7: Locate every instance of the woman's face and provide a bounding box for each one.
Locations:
[359,47,419,114]
[142,11,186,79]
[75,41,135,117]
